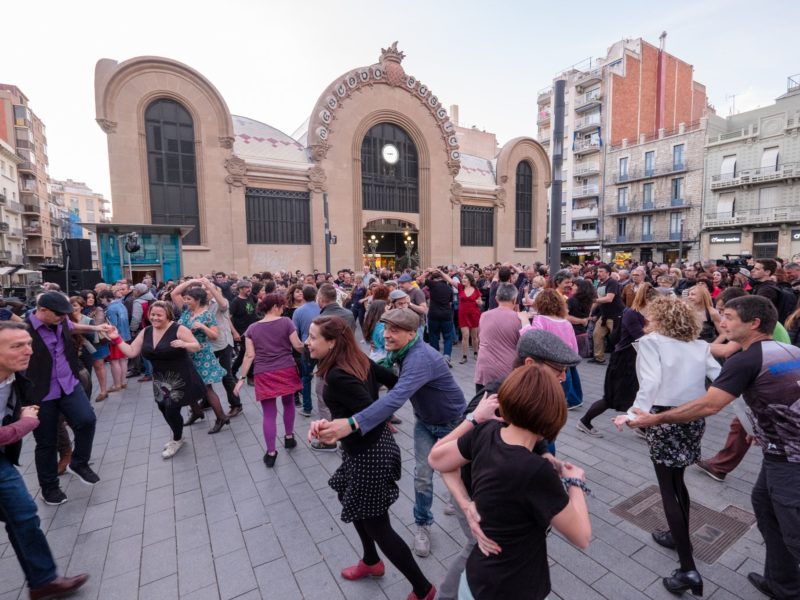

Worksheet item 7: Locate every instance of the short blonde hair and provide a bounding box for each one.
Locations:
[647,296,701,342]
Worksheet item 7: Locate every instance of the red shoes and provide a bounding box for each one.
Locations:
[407,585,437,600]
[341,560,385,580]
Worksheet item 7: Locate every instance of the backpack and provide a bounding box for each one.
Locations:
[773,283,799,325]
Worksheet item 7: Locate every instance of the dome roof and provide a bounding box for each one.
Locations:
[455,153,496,188]
[232,115,309,167]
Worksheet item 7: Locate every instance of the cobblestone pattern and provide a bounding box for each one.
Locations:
[0,349,766,599]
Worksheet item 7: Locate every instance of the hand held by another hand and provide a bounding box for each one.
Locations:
[20,405,39,420]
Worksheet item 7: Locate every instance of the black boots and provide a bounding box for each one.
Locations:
[663,569,703,596]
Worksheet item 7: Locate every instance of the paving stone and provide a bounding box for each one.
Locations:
[110,504,145,541]
[143,506,176,546]
[98,568,140,600]
[213,547,257,599]
[140,536,178,585]
[178,545,216,596]
[103,533,143,579]
[254,558,303,599]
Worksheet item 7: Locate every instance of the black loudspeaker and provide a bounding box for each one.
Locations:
[42,270,103,293]
[63,239,92,271]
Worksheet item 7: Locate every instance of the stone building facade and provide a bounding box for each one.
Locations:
[602,119,717,264]
[49,178,112,268]
[700,77,800,262]
[94,45,550,277]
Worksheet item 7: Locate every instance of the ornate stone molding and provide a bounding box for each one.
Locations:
[494,187,507,209]
[96,118,117,134]
[224,155,248,187]
[308,165,328,192]
[219,136,234,149]
[305,43,460,175]
[450,181,463,205]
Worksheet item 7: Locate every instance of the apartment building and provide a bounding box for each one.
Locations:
[0,139,25,265]
[536,36,708,263]
[701,75,800,262]
[0,84,58,268]
[49,178,112,268]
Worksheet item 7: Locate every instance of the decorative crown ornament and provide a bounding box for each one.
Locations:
[380,41,406,64]
[381,42,406,86]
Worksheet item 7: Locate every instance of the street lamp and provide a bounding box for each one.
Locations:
[367,234,379,270]
[404,235,415,268]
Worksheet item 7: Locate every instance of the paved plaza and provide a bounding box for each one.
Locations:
[1,356,768,600]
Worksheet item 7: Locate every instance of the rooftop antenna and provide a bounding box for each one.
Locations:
[659,31,667,51]
[726,93,738,115]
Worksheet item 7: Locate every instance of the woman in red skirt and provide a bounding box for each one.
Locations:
[234,293,306,467]
[457,273,482,364]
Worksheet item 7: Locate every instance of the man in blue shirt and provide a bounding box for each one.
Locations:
[318,308,465,557]
[292,285,320,417]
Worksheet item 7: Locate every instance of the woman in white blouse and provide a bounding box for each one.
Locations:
[614,295,721,597]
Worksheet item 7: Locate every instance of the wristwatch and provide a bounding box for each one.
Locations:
[465,413,477,426]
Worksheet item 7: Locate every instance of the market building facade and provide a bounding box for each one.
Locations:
[94,45,550,277]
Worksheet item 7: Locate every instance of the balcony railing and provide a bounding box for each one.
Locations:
[612,161,688,184]
[574,163,600,177]
[573,184,600,198]
[572,205,599,219]
[710,162,798,190]
[574,89,602,112]
[0,250,10,261]
[573,138,601,154]
[17,161,35,173]
[707,124,758,146]
[7,227,24,238]
[570,228,599,241]
[537,86,552,104]
[575,68,602,87]
[703,204,800,228]
[3,199,25,213]
[537,110,551,124]
[641,233,653,242]
[574,114,601,132]
[22,204,40,214]
[24,225,42,235]
[607,199,692,216]
[25,246,44,256]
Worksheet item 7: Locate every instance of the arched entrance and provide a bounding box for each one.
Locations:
[363,218,418,272]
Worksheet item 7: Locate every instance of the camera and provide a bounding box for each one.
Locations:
[717,253,751,275]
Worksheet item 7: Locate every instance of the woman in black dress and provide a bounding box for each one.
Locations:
[306,316,435,600]
[107,301,204,459]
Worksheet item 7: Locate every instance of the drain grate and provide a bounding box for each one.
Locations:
[611,485,756,563]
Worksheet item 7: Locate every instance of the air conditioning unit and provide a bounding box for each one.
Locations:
[0,223,9,232]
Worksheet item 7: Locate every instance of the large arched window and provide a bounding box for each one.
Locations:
[361,123,418,213]
[515,161,533,248]
[145,99,200,245]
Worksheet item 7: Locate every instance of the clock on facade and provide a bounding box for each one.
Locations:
[382,143,399,164]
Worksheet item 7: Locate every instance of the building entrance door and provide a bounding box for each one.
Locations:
[363,219,418,271]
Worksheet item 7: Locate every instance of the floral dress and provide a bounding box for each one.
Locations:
[179,309,225,384]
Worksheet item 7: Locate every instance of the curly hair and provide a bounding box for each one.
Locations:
[647,295,701,342]
[534,288,567,318]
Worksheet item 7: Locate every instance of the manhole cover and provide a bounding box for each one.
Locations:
[611,485,756,563]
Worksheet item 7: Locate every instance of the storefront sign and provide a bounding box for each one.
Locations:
[710,233,741,244]
[561,245,600,251]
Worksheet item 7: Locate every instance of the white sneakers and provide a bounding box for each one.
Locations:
[413,525,431,557]
[162,439,184,459]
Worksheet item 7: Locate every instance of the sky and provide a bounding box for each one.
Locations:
[4,0,798,201]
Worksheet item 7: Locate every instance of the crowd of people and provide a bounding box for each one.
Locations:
[0,254,799,599]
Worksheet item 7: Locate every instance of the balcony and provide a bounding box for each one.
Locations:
[573,138,601,156]
[612,161,688,184]
[641,233,653,242]
[574,89,602,112]
[3,198,25,213]
[573,184,600,198]
[710,162,799,190]
[537,86,552,104]
[574,113,601,133]
[575,68,602,88]
[15,139,35,152]
[704,204,800,228]
[669,231,682,241]
[22,203,40,215]
[537,109,551,125]
[574,162,600,177]
[6,227,24,238]
[25,245,44,257]
[572,204,599,220]
[706,124,758,147]
[9,253,24,264]
[571,228,599,241]
[0,250,10,261]
[607,199,692,216]
[24,225,42,236]
[17,161,35,174]
[100,202,112,213]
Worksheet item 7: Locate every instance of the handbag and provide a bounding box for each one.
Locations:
[576,332,592,358]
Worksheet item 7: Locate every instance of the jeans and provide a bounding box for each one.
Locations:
[299,353,314,413]
[413,418,460,526]
[0,455,57,588]
[563,366,583,408]
[427,318,454,358]
[751,459,800,599]
[142,356,153,377]
[33,386,96,491]
[439,503,475,599]
[231,340,253,380]
[214,346,240,409]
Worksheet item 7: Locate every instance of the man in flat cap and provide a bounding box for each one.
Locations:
[316,307,465,557]
[25,292,110,505]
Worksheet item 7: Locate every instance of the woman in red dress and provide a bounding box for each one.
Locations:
[457,273,482,364]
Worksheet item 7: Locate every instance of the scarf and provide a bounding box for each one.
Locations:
[379,333,420,369]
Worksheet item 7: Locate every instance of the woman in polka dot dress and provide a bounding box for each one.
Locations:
[307,316,436,600]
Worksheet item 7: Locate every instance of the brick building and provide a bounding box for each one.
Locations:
[536,36,710,263]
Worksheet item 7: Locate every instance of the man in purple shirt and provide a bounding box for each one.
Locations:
[25,292,108,506]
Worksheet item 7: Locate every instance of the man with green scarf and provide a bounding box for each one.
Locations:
[319,308,465,558]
